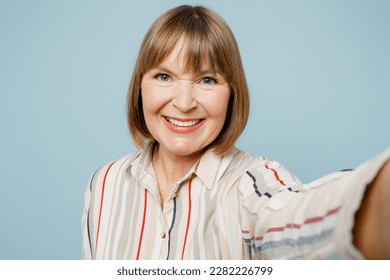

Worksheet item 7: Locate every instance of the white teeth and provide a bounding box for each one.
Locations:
[166,117,201,127]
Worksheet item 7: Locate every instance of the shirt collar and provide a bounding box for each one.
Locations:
[128,141,154,179]
[127,142,238,191]
[192,147,238,190]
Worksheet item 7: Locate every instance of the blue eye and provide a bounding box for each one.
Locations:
[201,77,217,85]
[155,73,171,81]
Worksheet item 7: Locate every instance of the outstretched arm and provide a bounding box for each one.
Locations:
[353,159,390,259]
[240,149,390,259]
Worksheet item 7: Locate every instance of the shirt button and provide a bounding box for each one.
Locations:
[161,231,166,239]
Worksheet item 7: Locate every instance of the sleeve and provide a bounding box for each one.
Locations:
[81,164,107,260]
[81,176,93,260]
[238,148,390,259]
[81,153,136,260]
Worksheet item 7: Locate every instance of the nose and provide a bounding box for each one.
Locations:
[171,80,197,112]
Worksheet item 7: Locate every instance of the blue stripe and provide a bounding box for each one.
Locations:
[166,197,177,260]
[87,210,92,256]
[256,229,334,253]
[246,171,272,198]
[87,170,98,256]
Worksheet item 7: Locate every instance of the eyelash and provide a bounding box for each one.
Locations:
[153,72,219,84]
[200,77,217,85]
[154,73,171,81]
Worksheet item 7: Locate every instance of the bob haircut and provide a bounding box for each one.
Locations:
[127,5,249,155]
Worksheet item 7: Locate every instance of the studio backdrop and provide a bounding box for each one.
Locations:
[1,0,389,259]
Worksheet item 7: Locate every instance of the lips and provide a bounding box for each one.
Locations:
[163,116,205,134]
[165,117,201,127]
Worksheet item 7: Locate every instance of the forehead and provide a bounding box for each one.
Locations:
[158,38,216,73]
[152,37,218,75]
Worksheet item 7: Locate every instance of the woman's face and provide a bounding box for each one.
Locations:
[141,39,231,159]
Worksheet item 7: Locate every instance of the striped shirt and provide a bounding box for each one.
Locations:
[82,144,390,259]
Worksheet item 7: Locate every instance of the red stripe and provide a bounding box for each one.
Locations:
[266,227,285,233]
[241,230,264,241]
[327,207,340,216]
[194,160,201,173]
[304,216,324,224]
[95,161,116,256]
[136,189,148,260]
[181,179,192,260]
[265,164,286,186]
[245,206,341,241]
[266,223,302,233]
[304,207,340,225]
[286,223,302,229]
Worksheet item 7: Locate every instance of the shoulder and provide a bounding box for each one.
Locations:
[227,149,302,196]
[87,151,142,193]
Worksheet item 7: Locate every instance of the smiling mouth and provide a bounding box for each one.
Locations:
[165,117,202,127]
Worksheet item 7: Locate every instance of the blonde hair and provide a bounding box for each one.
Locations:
[127,5,249,155]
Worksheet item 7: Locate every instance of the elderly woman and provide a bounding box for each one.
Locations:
[82,5,390,260]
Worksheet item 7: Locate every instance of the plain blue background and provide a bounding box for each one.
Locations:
[0,0,389,259]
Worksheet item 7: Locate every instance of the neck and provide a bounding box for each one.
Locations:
[152,144,202,206]
[153,144,201,183]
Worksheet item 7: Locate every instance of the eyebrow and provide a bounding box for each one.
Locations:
[151,66,178,77]
[152,65,220,77]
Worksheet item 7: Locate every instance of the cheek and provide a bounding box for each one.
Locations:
[141,84,167,114]
[204,92,230,119]
[141,93,155,116]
